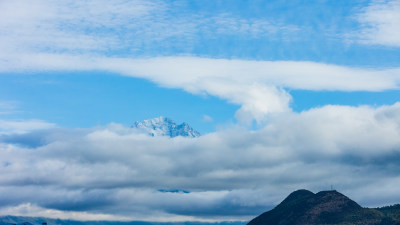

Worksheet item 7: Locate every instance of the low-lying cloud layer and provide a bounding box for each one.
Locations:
[1,103,400,221]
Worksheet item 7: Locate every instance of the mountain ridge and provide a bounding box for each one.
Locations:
[247,189,400,225]
[132,116,200,138]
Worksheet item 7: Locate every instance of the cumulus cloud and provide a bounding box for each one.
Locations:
[1,103,400,220]
[357,0,400,47]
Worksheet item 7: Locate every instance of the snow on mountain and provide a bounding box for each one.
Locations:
[132,117,201,138]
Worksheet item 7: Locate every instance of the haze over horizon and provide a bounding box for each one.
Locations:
[1,0,400,222]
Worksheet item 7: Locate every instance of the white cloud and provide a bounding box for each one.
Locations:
[0,101,19,115]
[0,0,295,56]
[2,0,399,124]
[0,119,56,134]
[1,0,399,221]
[203,115,213,122]
[1,103,400,220]
[0,0,160,53]
[0,203,132,221]
[207,14,299,38]
[0,0,300,123]
[357,0,400,47]
[2,54,400,122]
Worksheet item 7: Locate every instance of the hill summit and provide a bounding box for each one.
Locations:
[248,189,400,225]
[132,117,200,138]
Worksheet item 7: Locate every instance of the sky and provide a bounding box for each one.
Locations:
[1,0,400,222]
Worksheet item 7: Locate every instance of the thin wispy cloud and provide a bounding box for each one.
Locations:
[0,0,298,57]
[203,115,213,122]
[0,119,56,134]
[356,0,400,47]
[0,0,161,54]
[0,101,19,115]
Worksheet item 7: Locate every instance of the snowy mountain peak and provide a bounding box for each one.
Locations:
[133,117,201,138]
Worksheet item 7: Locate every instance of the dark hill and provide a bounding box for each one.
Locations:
[247,190,400,225]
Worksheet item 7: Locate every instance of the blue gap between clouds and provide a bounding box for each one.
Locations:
[290,89,400,112]
[1,71,400,133]
[0,71,238,134]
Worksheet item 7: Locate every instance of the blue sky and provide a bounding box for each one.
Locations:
[2,72,400,133]
[0,0,399,133]
[0,72,238,133]
[1,0,400,222]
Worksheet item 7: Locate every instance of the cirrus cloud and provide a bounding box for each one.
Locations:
[357,0,400,47]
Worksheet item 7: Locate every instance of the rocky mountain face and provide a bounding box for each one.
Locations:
[247,189,400,225]
[132,117,201,138]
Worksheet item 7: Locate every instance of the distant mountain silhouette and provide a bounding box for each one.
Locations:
[247,189,400,225]
[18,223,35,225]
[0,216,245,225]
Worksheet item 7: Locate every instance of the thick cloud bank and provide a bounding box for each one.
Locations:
[1,103,400,221]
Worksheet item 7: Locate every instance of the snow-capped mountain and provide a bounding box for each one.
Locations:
[132,117,201,138]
